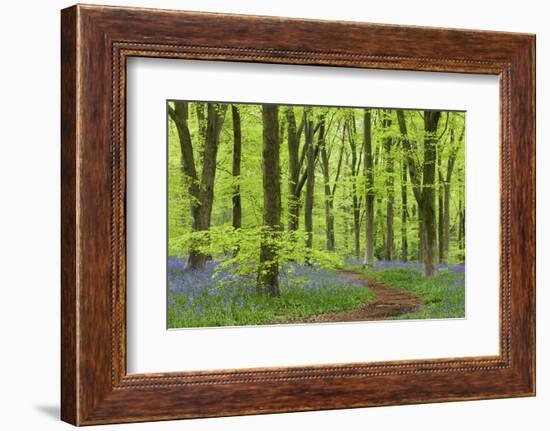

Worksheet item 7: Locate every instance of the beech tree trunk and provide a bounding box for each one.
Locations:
[459,197,465,252]
[363,109,375,266]
[401,159,408,262]
[352,195,361,259]
[231,105,242,231]
[304,121,315,252]
[257,105,281,296]
[421,111,441,276]
[441,128,461,263]
[195,103,207,150]
[320,127,343,252]
[438,157,444,263]
[442,178,451,263]
[304,112,321,262]
[347,114,362,260]
[418,216,424,262]
[383,113,394,261]
[321,161,335,250]
[168,101,227,270]
[286,108,302,232]
[396,109,440,276]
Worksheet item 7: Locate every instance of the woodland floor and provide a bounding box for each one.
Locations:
[289,269,422,323]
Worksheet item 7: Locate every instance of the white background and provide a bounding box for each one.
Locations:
[127,59,499,373]
[0,0,546,430]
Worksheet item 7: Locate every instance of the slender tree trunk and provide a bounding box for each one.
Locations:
[376,196,384,253]
[457,195,462,248]
[231,105,242,231]
[343,201,350,252]
[363,109,375,266]
[195,103,207,153]
[437,175,447,263]
[347,114,362,260]
[323,190,335,250]
[438,158,444,263]
[353,195,361,259]
[460,202,466,251]
[320,142,338,251]
[400,159,408,262]
[286,108,301,232]
[231,105,242,257]
[397,110,422,265]
[257,105,281,296]
[418,214,424,262]
[304,119,315,254]
[457,165,465,257]
[442,129,460,263]
[442,181,451,263]
[304,113,324,262]
[383,113,394,261]
[421,111,441,276]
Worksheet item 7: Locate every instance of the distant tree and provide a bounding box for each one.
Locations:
[382,111,394,261]
[400,158,409,262]
[363,109,375,266]
[285,107,306,233]
[320,121,344,251]
[231,105,242,233]
[347,112,363,260]
[304,110,325,262]
[440,125,464,263]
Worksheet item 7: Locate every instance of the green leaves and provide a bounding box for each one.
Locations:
[172,224,344,282]
[168,101,466,278]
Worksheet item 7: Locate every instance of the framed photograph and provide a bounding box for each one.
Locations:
[61,4,535,425]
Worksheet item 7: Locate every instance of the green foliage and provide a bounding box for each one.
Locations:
[171,224,343,281]
[168,103,466,264]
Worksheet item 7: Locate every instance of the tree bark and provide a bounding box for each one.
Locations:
[352,194,361,259]
[383,112,394,261]
[230,105,242,256]
[400,158,408,262]
[418,212,423,262]
[343,202,350,252]
[195,103,207,155]
[459,196,465,252]
[257,105,281,296]
[347,114,362,259]
[168,102,227,270]
[397,110,423,263]
[363,109,375,266]
[421,111,441,276]
[443,128,462,263]
[396,109,440,276]
[304,112,324,262]
[442,177,450,264]
[285,108,303,233]
[320,128,343,251]
[437,154,447,263]
[231,105,242,231]
[457,194,462,249]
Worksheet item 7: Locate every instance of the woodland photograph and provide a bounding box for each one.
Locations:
[167,101,466,329]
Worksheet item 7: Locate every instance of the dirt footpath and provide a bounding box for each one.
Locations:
[292,269,422,323]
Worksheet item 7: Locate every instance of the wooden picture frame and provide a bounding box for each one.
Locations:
[61,4,535,425]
